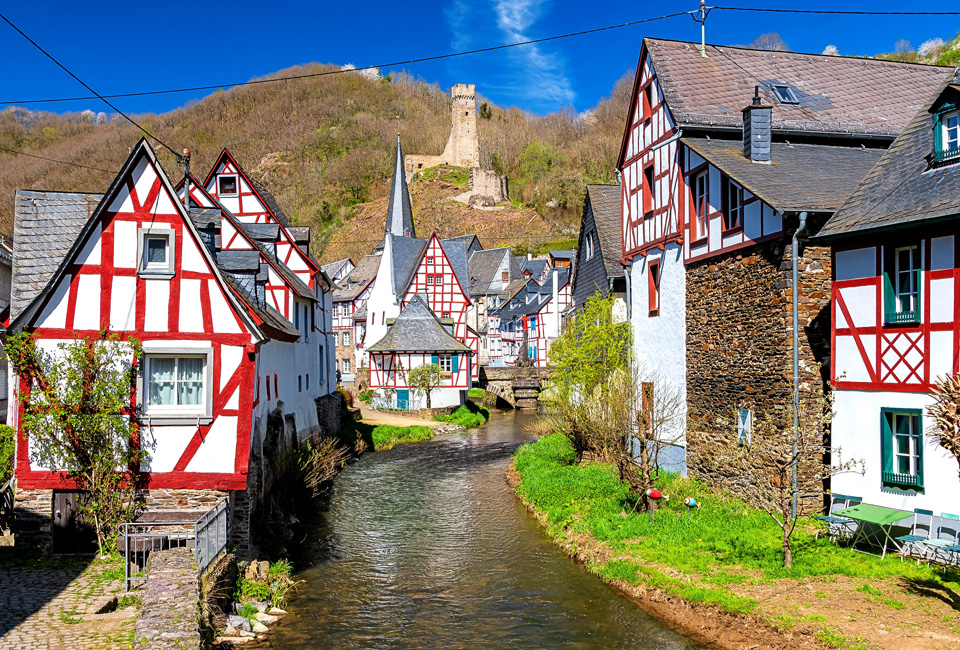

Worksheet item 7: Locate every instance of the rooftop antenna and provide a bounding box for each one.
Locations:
[690,1,714,58]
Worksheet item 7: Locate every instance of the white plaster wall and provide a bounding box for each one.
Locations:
[257,336,323,441]
[630,241,687,452]
[832,389,960,516]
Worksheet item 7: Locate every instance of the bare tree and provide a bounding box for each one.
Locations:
[895,39,913,62]
[927,373,960,481]
[749,33,791,52]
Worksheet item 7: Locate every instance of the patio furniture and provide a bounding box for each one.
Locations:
[896,509,934,562]
[814,493,862,541]
[834,503,914,559]
[919,513,960,564]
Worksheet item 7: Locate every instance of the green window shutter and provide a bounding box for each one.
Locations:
[880,410,893,477]
[452,354,459,373]
[935,113,943,160]
[917,411,925,489]
[882,271,895,323]
[432,354,438,366]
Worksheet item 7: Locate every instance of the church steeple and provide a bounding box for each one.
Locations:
[385,134,415,239]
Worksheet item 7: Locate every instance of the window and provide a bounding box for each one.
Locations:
[344,331,351,347]
[218,174,239,196]
[427,257,434,265]
[643,166,655,214]
[722,178,743,232]
[585,232,595,260]
[644,84,654,118]
[438,354,452,372]
[648,260,660,317]
[427,276,435,285]
[294,300,301,331]
[883,244,921,325]
[145,355,207,416]
[772,85,799,105]
[737,408,752,446]
[306,374,310,390]
[935,109,960,164]
[266,377,271,401]
[442,312,450,319]
[298,375,303,392]
[692,171,708,240]
[138,228,175,277]
[343,358,351,373]
[881,409,923,491]
[435,274,443,285]
[502,271,509,283]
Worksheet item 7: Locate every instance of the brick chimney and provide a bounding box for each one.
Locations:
[742,86,772,163]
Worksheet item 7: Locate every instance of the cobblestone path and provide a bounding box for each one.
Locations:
[0,555,137,649]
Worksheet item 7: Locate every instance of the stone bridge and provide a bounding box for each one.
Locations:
[478,366,552,409]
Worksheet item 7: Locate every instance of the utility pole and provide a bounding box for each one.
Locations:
[690,1,714,58]
[181,148,191,216]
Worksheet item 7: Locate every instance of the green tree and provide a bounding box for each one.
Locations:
[5,331,143,555]
[928,373,960,482]
[479,102,493,119]
[407,363,443,410]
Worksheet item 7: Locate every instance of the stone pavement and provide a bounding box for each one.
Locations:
[0,553,138,649]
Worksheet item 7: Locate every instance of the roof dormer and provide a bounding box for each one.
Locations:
[930,83,960,166]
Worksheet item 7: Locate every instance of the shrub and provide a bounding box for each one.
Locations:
[0,425,14,484]
[236,559,302,610]
[433,402,490,427]
[358,389,374,404]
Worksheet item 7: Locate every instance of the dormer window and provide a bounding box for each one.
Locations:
[772,85,799,105]
[218,174,239,196]
[935,109,960,164]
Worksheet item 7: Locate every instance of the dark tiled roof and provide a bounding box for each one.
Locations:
[333,255,379,302]
[389,234,429,296]
[586,184,623,278]
[645,38,952,139]
[221,274,300,341]
[367,294,471,353]
[520,258,547,280]
[819,82,960,239]
[549,250,575,259]
[188,208,222,230]
[242,223,280,242]
[683,138,883,212]
[467,247,510,297]
[287,226,310,244]
[385,137,415,239]
[322,258,353,281]
[440,236,472,292]
[12,190,101,319]
[248,177,291,228]
[217,250,261,272]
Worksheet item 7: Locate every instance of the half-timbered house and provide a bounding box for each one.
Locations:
[618,37,953,482]
[332,255,378,382]
[491,269,571,367]
[572,184,626,312]
[322,258,354,287]
[8,140,336,552]
[818,79,960,513]
[367,295,473,409]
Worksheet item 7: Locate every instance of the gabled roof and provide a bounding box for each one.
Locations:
[683,138,883,213]
[467,247,511,297]
[389,234,429,296]
[644,38,952,137]
[11,191,101,320]
[587,184,623,278]
[520,258,547,280]
[202,150,292,228]
[818,81,960,240]
[322,258,353,281]
[333,255,379,302]
[439,235,473,293]
[221,274,300,342]
[9,139,265,341]
[367,294,471,353]
[549,250,575,260]
[385,136,415,239]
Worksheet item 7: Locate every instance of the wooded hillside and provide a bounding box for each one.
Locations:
[0,65,632,261]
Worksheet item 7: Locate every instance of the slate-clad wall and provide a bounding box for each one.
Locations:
[572,200,610,309]
[685,217,832,511]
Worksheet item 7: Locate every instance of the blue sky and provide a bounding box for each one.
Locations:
[1,1,957,116]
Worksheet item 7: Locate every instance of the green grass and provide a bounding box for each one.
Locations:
[434,402,490,428]
[467,388,484,398]
[370,425,434,451]
[513,434,960,615]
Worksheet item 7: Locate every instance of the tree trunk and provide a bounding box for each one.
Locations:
[426,389,431,410]
[782,525,793,569]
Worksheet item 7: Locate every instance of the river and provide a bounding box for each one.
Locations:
[265,409,703,649]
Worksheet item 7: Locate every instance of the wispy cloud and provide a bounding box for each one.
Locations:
[444,0,474,52]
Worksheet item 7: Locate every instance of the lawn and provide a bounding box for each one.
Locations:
[514,434,960,650]
[369,424,434,451]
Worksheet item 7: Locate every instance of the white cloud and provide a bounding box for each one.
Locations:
[445,0,474,52]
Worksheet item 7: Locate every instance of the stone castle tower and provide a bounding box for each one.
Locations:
[405,84,480,178]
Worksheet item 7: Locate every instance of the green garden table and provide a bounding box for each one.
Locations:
[834,504,913,559]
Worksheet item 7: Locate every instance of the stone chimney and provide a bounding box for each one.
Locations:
[742,86,772,164]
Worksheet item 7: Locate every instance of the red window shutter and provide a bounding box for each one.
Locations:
[648,261,660,317]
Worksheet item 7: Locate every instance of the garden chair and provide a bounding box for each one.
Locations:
[814,493,862,541]
[896,509,933,562]
[920,513,960,565]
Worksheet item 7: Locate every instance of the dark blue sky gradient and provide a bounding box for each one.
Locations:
[1,1,957,116]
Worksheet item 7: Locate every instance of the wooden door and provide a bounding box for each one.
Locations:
[52,490,96,553]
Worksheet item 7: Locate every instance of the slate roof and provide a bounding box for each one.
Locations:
[242,223,280,242]
[333,255,379,302]
[643,38,952,139]
[221,273,300,341]
[385,136,415,239]
[520,258,547,280]
[818,81,960,239]
[439,236,472,292]
[12,190,101,319]
[549,250,575,260]
[467,247,510,297]
[217,250,261,272]
[683,138,884,212]
[322,258,353,282]
[389,234,429,296]
[287,226,310,245]
[586,184,623,278]
[367,294,471,353]
[227,215,317,301]
[248,177,291,228]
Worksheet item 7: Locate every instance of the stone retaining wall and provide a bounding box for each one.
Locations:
[12,489,52,553]
[134,547,200,649]
[685,218,832,513]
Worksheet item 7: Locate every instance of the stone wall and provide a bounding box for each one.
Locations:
[134,547,200,650]
[12,489,52,553]
[469,168,508,203]
[315,393,343,440]
[685,217,832,512]
[404,83,480,180]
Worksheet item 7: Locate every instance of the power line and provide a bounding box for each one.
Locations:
[715,6,960,15]
[1,11,692,105]
[0,11,183,160]
[0,146,117,174]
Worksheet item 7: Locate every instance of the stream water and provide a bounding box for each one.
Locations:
[265,409,703,649]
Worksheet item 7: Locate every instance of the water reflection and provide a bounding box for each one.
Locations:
[266,410,702,649]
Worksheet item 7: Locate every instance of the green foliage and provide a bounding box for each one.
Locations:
[433,402,490,427]
[0,424,14,484]
[358,389,374,404]
[3,331,143,555]
[519,142,563,181]
[406,363,443,409]
[236,559,302,610]
[467,388,483,398]
[116,594,142,609]
[370,425,434,451]
[237,601,260,619]
[479,102,493,119]
[512,434,960,615]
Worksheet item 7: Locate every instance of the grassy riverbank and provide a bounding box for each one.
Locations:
[370,424,434,451]
[434,402,490,428]
[513,434,960,650]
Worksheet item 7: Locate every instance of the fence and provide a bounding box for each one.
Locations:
[372,395,422,412]
[119,498,228,592]
[0,478,14,533]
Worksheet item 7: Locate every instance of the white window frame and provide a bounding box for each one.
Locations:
[218,174,239,197]
[943,110,960,152]
[894,245,920,314]
[137,226,176,279]
[891,412,920,478]
[343,358,351,374]
[427,275,435,285]
[141,348,214,424]
[343,331,351,347]
[438,354,452,373]
[693,171,708,240]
